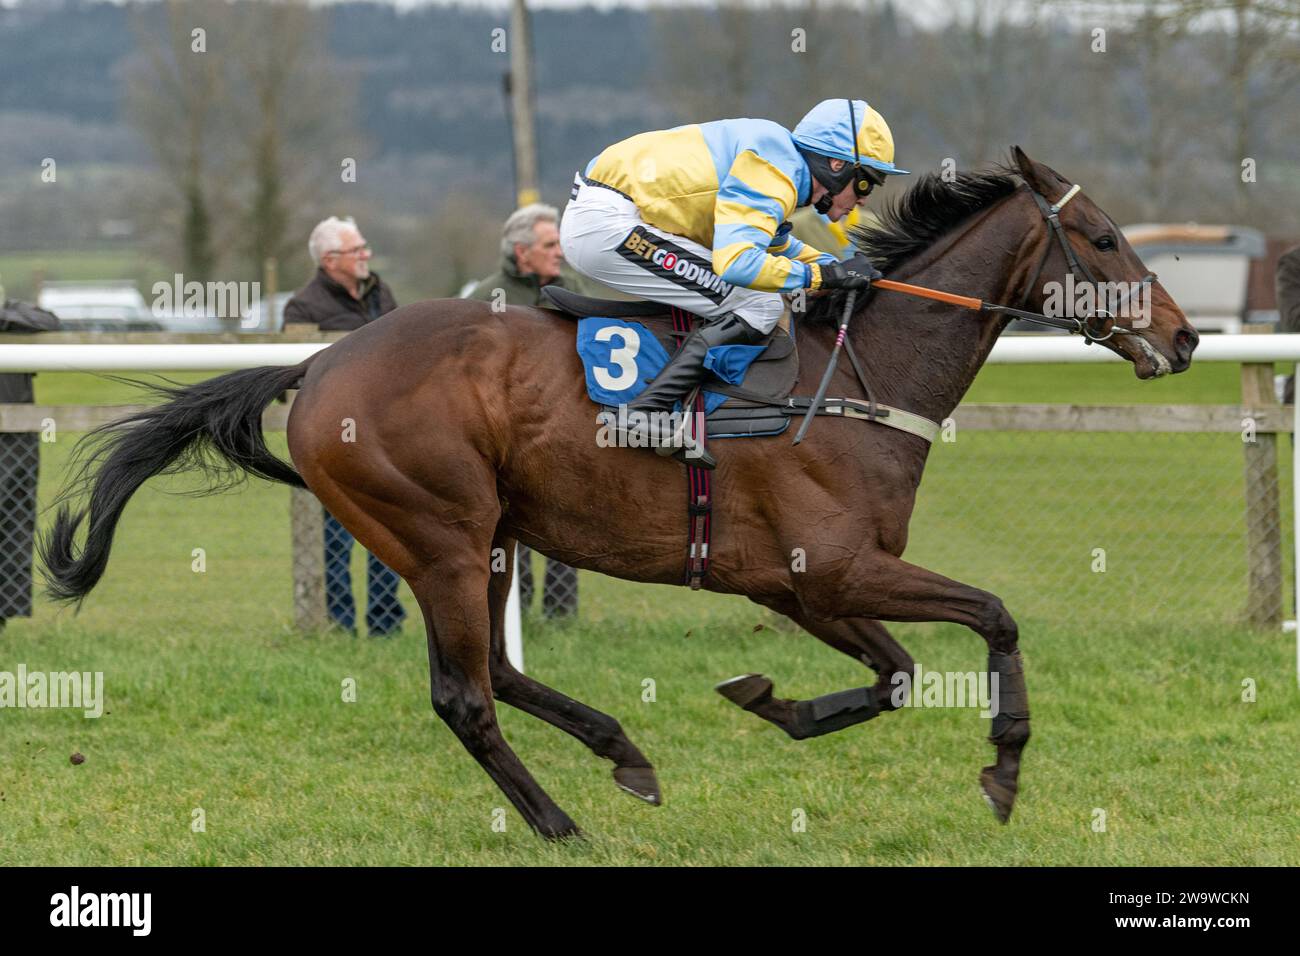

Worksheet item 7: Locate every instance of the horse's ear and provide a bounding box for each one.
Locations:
[1011,146,1033,179]
[1010,146,1069,194]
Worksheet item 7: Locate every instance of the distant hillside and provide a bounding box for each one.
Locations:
[1,0,1295,299]
[0,0,675,200]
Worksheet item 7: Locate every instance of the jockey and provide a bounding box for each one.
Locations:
[560,98,908,468]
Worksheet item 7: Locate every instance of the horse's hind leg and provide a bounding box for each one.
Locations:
[487,532,660,805]
[807,617,917,712]
[724,559,1030,824]
[718,605,915,740]
[413,547,580,840]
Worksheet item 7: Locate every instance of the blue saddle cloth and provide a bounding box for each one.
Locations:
[576,317,766,414]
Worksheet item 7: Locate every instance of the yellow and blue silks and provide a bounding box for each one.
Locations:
[586,119,830,294]
[583,101,904,294]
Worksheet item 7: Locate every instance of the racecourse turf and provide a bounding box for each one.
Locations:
[0,361,1296,865]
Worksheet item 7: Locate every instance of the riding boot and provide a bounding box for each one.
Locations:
[613,312,766,469]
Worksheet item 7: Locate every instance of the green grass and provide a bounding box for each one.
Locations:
[964,359,1247,404]
[0,364,1295,865]
[0,251,170,303]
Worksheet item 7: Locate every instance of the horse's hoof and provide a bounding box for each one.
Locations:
[614,765,662,806]
[715,673,773,710]
[548,829,585,843]
[979,765,1018,824]
[541,820,585,842]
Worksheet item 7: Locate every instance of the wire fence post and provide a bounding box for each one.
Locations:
[1241,325,1283,630]
[290,485,328,632]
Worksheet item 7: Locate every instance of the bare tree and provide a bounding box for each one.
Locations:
[653,0,762,121]
[124,0,238,281]
[125,0,360,288]
[1067,0,1300,223]
[226,0,361,286]
[1192,0,1300,216]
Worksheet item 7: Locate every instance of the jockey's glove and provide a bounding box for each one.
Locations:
[816,254,883,291]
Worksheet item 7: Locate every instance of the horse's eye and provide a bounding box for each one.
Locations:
[1095,235,1116,251]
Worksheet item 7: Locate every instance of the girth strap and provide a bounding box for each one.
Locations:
[671,307,712,590]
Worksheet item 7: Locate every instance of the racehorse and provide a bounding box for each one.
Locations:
[41,148,1197,839]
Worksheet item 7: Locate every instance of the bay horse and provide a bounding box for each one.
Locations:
[41,148,1197,839]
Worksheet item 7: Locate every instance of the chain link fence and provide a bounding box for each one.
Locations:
[0,432,38,624]
[285,428,1291,635]
[288,488,409,635]
[517,545,579,619]
[904,429,1294,631]
[6,395,1287,637]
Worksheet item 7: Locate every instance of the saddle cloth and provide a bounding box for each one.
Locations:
[544,287,797,438]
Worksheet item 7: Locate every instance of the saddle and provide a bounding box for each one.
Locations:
[540,286,797,437]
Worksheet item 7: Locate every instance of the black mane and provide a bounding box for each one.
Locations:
[805,165,1021,325]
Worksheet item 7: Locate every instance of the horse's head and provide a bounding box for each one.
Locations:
[1011,146,1198,379]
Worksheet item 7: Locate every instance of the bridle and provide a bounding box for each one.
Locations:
[1001,182,1157,344]
[795,180,1162,445]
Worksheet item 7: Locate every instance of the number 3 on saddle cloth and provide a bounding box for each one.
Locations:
[574,313,800,439]
[574,305,801,589]
[544,286,801,587]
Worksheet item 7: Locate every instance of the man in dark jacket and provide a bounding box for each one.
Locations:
[467,204,583,618]
[467,202,594,308]
[285,216,405,637]
[1278,246,1300,335]
[284,216,397,330]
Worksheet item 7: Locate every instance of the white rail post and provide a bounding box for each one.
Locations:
[1241,326,1283,630]
[1294,363,1300,685]
[505,564,524,673]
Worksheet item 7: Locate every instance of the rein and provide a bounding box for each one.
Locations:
[873,182,1156,344]
[789,181,1159,447]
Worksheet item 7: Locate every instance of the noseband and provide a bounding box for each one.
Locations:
[1009,182,1156,344]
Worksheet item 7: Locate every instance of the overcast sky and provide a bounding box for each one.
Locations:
[332,0,1038,28]
[0,0,1047,30]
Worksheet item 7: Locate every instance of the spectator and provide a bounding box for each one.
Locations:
[285,216,406,637]
[284,216,397,329]
[467,204,582,618]
[467,202,595,307]
[789,205,866,261]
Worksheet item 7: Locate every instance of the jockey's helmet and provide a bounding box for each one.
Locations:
[793,99,909,213]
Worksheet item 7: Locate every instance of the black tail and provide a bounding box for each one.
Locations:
[40,362,311,605]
